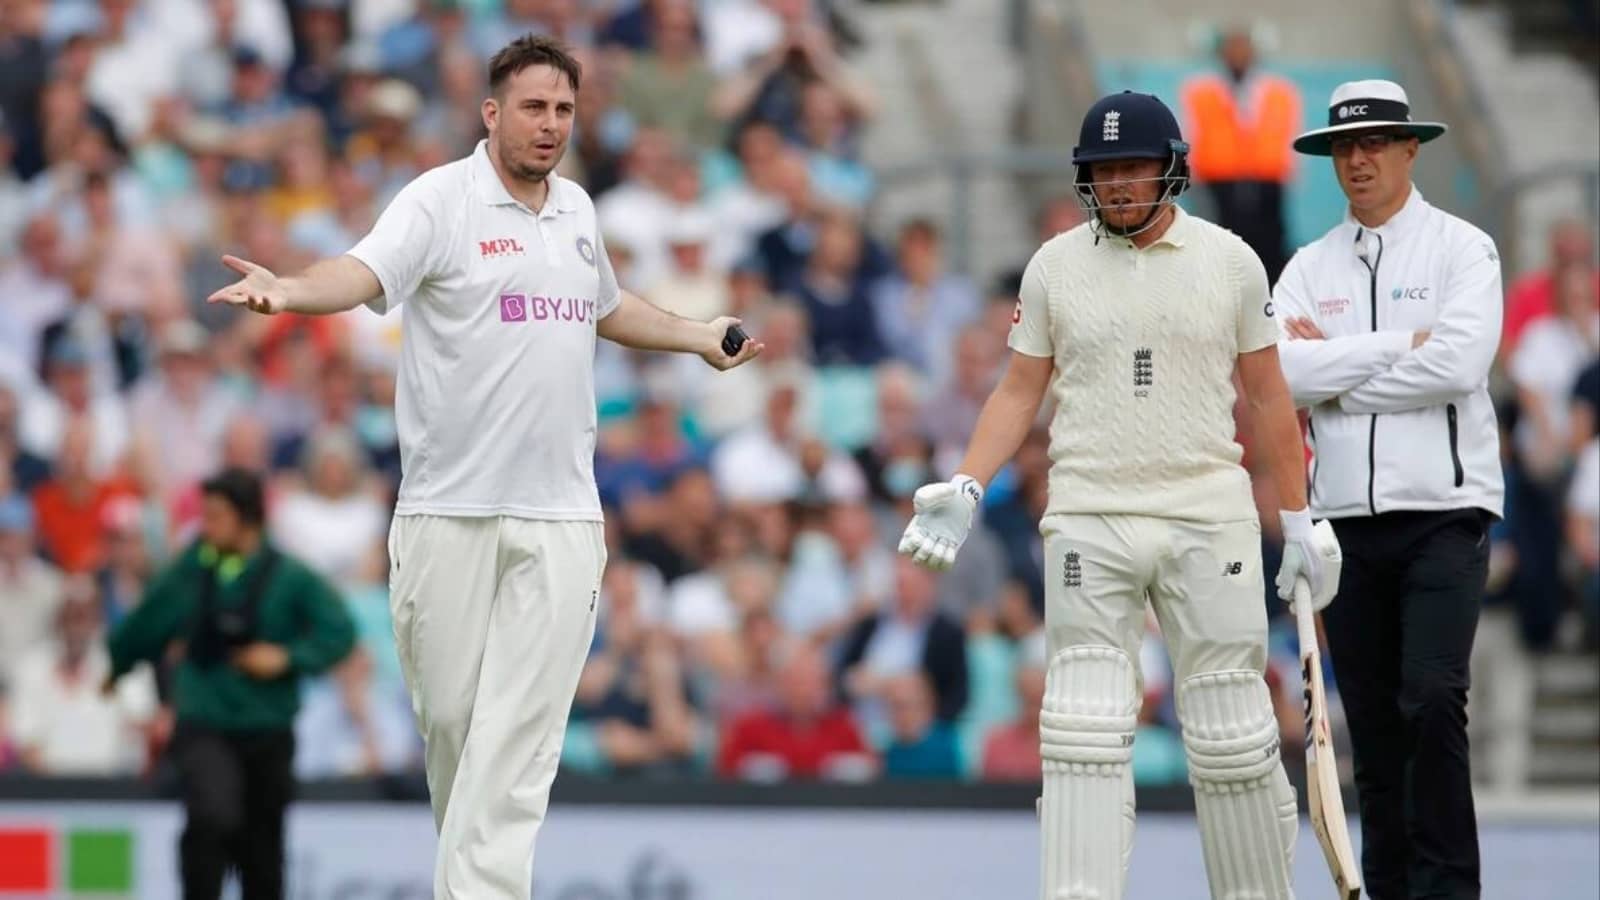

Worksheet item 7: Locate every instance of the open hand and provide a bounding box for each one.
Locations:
[207,254,288,315]
[897,476,982,571]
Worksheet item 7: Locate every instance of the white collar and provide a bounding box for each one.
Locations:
[469,140,576,214]
[1342,182,1429,236]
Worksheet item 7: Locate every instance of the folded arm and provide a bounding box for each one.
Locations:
[1339,238,1503,414]
[1271,251,1414,407]
[1278,329,1415,407]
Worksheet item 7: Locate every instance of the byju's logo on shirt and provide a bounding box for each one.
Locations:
[479,238,526,259]
[1391,286,1431,300]
[499,293,596,324]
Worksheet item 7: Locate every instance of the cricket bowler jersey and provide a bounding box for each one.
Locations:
[1008,208,1279,524]
[348,140,620,521]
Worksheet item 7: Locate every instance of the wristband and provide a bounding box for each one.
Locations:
[953,474,983,506]
[1280,507,1314,541]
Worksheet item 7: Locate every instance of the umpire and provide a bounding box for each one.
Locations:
[1272,80,1503,900]
[106,468,355,899]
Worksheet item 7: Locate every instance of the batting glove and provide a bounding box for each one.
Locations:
[897,474,983,572]
[1276,509,1343,611]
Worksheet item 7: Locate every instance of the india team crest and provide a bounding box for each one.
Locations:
[576,235,596,267]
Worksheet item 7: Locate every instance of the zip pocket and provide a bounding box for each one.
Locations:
[1446,403,1464,488]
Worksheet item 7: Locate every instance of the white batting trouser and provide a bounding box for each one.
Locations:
[1038,513,1297,900]
[388,514,606,899]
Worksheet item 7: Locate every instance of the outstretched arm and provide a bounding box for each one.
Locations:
[953,351,1055,487]
[207,254,382,316]
[212,174,443,317]
[596,290,763,370]
[901,249,1055,572]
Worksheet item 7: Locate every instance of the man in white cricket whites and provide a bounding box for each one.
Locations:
[1274,79,1504,900]
[207,35,762,898]
[898,90,1340,900]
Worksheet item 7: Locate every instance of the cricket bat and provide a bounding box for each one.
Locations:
[1295,579,1362,899]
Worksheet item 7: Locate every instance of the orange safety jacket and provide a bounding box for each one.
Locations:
[1180,72,1302,183]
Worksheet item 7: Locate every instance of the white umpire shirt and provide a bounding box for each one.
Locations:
[1009,207,1280,524]
[1273,185,1505,520]
[348,140,621,521]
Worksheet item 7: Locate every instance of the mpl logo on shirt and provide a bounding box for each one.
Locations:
[499,293,596,323]
[1318,297,1352,316]
[479,237,526,259]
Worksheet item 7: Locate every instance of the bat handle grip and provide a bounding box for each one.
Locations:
[1293,579,1318,655]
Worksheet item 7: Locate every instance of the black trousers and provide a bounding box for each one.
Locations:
[1323,509,1489,900]
[1205,179,1289,286]
[171,725,296,900]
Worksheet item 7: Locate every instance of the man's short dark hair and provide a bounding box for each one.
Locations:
[488,34,582,97]
[899,218,941,243]
[202,468,266,528]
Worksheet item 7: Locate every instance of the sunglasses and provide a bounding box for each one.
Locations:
[1329,132,1411,157]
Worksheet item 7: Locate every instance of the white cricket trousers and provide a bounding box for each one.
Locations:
[1038,513,1298,900]
[387,514,607,899]
[1042,513,1270,681]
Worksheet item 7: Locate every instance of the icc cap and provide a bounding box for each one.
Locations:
[1293,79,1448,155]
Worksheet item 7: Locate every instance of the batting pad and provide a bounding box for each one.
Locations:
[1038,646,1138,900]
[1178,670,1298,900]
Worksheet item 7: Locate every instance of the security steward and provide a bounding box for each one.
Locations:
[105,468,356,900]
[1271,80,1504,900]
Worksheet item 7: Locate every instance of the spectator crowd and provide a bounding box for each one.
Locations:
[0,0,1593,791]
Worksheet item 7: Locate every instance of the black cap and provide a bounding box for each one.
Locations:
[231,45,265,68]
[1072,90,1189,165]
[201,467,267,527]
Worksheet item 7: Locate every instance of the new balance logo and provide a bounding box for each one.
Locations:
[1063,550,1082,588]
[1222,561,1243,576]
[1102,110,1121,142]
[1133,347,1153,394]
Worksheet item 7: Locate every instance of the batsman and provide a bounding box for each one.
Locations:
[899,91,1341,899]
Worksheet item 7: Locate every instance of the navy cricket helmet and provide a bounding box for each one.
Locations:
[1071,90,1191,237]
